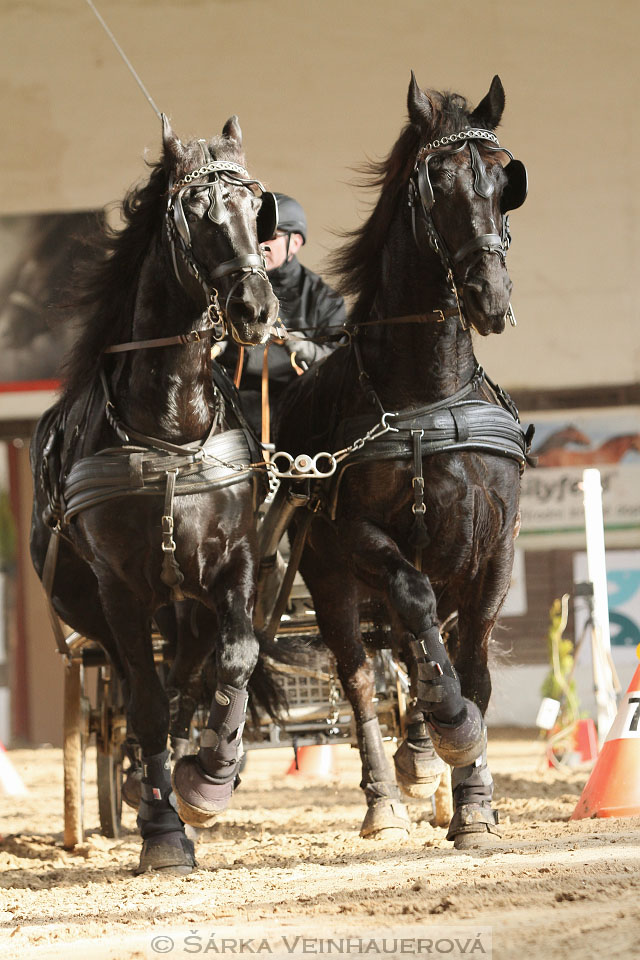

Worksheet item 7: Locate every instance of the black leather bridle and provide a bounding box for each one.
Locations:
[103,161,279,357]
[166,159,278,332]
[408,127,527,327]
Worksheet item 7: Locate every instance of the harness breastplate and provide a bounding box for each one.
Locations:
[327,389,533,521]
[62,428,252,523]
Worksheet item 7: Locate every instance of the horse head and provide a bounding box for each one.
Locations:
[408,75,527,336]
[163,115,279,346]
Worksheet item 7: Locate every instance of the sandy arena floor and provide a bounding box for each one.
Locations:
[1,729,639,960]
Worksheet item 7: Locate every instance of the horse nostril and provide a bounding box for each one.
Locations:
[228,297,259,322]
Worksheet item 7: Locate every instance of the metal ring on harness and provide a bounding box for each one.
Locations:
[268,450,338,479]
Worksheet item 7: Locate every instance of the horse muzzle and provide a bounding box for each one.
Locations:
[462,262,512,336]
[226,287,279,346]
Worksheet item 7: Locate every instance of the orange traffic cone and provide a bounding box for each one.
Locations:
[286,744,335,777]
[571,658,640,819]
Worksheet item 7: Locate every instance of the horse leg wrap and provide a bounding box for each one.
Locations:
[409,628,484,767]
[357,717,402,803]
[136,749,183,838]
[358,718,410,838]
[171,684,247,827]
[167,687,198,744]
[198,683,248,778]
[134,749,195,874]
[122,738,142,810]
[409,627,464,721]
[446,742,500,842]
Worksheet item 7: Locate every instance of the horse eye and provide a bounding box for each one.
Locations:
[434,171,454,192]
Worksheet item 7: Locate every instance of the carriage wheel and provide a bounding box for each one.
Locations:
[432,763,453,827]
[63,659,87,849]
[96,668,125,838]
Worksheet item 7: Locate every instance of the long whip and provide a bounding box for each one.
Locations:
[85,0,162,119]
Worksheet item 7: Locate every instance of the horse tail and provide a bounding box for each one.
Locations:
[247,631,319,725]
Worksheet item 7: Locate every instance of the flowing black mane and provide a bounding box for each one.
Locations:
[61,160,167,402]
[329,90,477,326]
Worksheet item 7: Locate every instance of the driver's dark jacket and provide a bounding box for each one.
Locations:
[221,255,346,395]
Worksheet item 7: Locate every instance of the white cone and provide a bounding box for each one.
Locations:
[0,741,28,796]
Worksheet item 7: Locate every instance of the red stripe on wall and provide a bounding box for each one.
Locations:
[0,380,60,393]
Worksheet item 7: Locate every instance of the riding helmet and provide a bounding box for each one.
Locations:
[273,193,307,244]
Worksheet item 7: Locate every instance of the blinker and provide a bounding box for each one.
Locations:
[500,159,527,212]
[256,191,278,244]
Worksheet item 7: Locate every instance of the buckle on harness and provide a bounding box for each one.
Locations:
[161,515,176,552]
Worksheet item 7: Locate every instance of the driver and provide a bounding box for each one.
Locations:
[220,193,346,436]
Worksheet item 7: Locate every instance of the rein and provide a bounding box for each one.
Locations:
[99,367,224,454]
[103,323,223,355]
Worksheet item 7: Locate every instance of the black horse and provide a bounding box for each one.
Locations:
[276,75,531,848]
[30,115,279,874]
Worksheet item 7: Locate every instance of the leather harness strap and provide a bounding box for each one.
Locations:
[62,427,252,522]
[349,308,461,331]
[160,469,185,603]
[103,326,219,354]
[233,345,245,389]
[41,526,71,657]
[261,343,271,449]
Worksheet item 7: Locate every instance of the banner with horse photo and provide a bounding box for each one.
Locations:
[0,211,104,420]
[519,407,640,535]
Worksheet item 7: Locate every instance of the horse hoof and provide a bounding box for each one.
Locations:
[394,739,445,799]
[172,755,235,828]
[446,802,500,848]
[134,830,196,875]
[453,830,497,850]
[122,767,142,810]
[426,700,485,767]
[360,798,411,839]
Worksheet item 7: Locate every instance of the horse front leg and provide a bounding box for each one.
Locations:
[95,577,195,875]
[155,602,216,760]
[172,572,258,828]
[345,649,412,840]
[345,520,485,772]
[302,547,410,840]
[444,549,514,849]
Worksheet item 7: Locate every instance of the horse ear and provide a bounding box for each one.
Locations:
[161,113,184,164]
[222,115,243,147]
[469,76,505,129]
[407,71,434,129]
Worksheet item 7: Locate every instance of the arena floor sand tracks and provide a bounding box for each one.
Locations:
[1,729,639,960]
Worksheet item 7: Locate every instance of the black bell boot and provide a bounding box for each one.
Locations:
[172,684,248,828]
[394,714,446,799]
